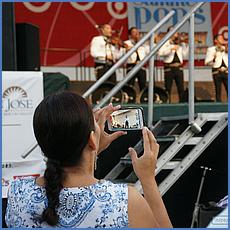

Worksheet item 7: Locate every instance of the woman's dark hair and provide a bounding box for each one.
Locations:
[33,91,95,226]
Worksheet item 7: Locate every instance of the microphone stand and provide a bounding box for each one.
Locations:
[190,166,212,227]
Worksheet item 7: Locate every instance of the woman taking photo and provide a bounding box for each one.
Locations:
[5,91,172,228]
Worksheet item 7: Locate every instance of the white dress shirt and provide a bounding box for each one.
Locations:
[158,40,189,63]
[205,46,228,68]
[124,39,150,64]
[90,35,123,63]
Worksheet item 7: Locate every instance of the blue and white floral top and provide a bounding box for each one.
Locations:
[5,177,128,228]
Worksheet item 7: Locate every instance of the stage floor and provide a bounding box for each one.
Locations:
[131,102,228,121]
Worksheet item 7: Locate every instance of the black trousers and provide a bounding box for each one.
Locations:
[127,64,146,91]
[164,67,184,103]
[95,63,116,84]
[212,71,228,102]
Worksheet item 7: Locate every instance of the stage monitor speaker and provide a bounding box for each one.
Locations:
[2,2,17,71]
[16,23,40,71]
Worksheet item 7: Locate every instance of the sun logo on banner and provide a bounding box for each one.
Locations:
[3,86,27,99]
[2,86,32,113]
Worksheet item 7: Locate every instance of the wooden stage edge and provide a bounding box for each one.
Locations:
[70,80,228,104]
[127,102,228,121]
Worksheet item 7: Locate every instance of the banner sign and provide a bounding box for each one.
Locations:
[128,2,213,47]
[15,2,128,67]
[14,2,228,66]
[2,71,45,198]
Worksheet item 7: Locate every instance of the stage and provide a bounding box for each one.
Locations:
[131,102,228,121]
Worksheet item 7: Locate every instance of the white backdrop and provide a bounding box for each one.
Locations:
[2,71,45,198]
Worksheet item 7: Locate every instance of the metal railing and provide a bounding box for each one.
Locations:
[148,32,155,127]
[83,2,204,128]
[82,10,175,99]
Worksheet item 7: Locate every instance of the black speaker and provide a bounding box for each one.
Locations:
[2,2,17,71]
[16,23,40,71]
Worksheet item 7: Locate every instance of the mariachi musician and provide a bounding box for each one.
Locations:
[90,24,124,84]
[124,27,151,92]
[205,34,228,102]
[158,26,189,103]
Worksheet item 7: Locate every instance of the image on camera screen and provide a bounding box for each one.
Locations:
[109,109,143,130]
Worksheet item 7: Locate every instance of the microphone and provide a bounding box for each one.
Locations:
[200,166,212,171]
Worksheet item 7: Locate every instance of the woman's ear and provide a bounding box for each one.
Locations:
[89,131,97,151]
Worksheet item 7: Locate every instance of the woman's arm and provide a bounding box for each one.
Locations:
[128,185,159,228]
[140,177,172,228]
[129,127,173,228]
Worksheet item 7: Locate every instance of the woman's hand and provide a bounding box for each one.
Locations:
[128,127,159,181]
[129,127,173,228]
[94,103,127,154]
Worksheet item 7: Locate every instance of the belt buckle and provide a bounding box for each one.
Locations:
[174,63,181,67]
[219,67,227,72]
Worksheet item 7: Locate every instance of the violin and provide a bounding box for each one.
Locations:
[110,36,129,49]
[109,27,129,49]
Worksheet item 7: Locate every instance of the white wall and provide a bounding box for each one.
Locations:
[41,66,213,82]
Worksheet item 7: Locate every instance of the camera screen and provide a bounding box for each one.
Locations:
[108,108,144,131]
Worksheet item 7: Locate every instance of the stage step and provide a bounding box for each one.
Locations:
[105,113,228,196]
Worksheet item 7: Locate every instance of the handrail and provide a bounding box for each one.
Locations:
[148,32,155,127]
[188,13,195,125]
[94,2,204,110]
[82,10,175,98]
